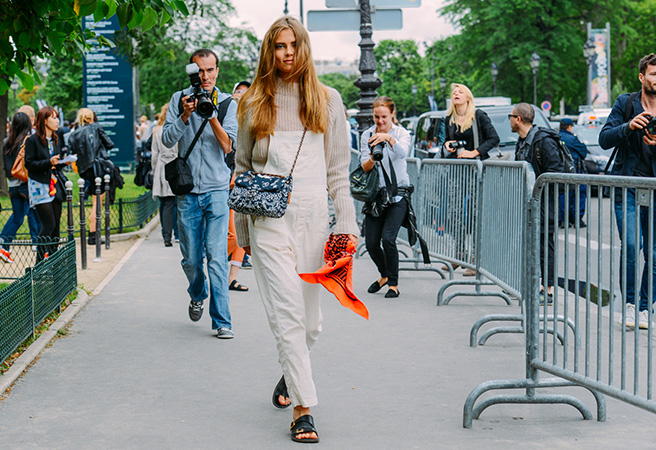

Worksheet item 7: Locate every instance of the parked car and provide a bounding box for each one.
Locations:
[412,104,552,160]
[571,124,610,174]
[577,108,612,126]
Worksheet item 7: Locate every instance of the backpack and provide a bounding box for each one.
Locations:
[176,92,236,173]
[533,127,576,175]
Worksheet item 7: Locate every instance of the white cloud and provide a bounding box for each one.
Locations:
[227,0,455,62]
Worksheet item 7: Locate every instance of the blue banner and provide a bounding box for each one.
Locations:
[82,15,135,168]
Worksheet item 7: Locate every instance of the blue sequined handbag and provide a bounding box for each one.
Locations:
[228,129,307,218]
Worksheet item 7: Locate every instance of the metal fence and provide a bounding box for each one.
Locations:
[0,192,159,239]
[464,173,656,427]
[0,237,77,364]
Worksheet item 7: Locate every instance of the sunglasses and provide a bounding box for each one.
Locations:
[507,114,519,119]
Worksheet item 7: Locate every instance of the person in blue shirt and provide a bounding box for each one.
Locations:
[558,118,588,227]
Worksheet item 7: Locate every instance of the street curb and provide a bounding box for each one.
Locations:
[0,220,155,396]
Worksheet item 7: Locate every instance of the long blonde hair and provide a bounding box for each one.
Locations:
[445,83,476,131]
[237,16,328,139]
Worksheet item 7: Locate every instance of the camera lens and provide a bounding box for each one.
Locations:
[196,97,214,119]
[370,142,385,161]
[646,118,656,135]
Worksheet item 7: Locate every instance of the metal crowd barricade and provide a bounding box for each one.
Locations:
[464,172,656,428]
[396,157,444,277]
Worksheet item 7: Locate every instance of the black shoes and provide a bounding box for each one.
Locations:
[367,279,387,293]
[164,241,173,247]
[87,233,105,245]
[188,300,204,321]
[385,288,400,298]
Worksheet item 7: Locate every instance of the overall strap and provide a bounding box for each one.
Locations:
[288,128,308,177]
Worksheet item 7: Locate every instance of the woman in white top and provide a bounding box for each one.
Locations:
[150,103,178,246]
[234,16,358,444]
[359,96,411,298]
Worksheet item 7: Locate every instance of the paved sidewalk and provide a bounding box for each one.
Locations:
[0,228,652,449]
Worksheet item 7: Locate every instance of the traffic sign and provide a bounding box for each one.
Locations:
[326,0,420,7]
[541,100,552,111]
[307,9,403,31]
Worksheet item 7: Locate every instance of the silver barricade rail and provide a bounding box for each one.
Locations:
[464,172,656,427]
[465,161,537,346]
[417,159,482,278]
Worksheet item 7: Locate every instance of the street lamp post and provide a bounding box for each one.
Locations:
[440,76,447,110]
[412,84,417,116]
[10,79,18,112]
[354,0,382,132]
[583,38,596,106]
[430,48,435,101]
[490,62,498,96]
[529,52,541,105]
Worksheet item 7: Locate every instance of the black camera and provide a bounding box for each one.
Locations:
[370,142,386,161]
[450,140,467,150]
[185,63,215,119]
[642,115,656,136]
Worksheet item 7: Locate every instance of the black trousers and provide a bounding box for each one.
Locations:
[364,198,408,286]
[35,200,62,262]
[159,196,176,242]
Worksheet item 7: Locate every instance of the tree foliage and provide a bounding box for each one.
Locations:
[434,0,648,110]
[40,53,83,120]
[0,0,190,94]
[319,73,360,109]
[373,40,429,117]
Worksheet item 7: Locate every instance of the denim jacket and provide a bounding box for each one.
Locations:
[161,86,238,193]
[599,91,656,176]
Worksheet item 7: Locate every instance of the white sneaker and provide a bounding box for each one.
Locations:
[622,304,636,329]
[638,310,652,329]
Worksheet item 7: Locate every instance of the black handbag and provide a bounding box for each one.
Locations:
[228,129,307,218]
[53,170,69,203]
[165,158,193,195]
[349,163,379,202]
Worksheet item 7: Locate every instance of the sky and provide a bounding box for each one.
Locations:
[227,0,456,61]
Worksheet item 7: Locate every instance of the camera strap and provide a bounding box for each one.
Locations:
[380,152,398,197]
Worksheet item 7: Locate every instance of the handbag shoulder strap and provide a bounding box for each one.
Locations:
[287,128,308,177]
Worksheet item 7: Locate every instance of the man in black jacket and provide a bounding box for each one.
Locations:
[511,102,564,304]
[600,53,656,329]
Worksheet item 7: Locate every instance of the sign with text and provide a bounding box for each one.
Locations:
[307,9,402,31]
[589,26,611,109]
[82,15,135,167]
[326,0,420,7]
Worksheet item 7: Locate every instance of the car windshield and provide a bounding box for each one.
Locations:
[572,125,601,147]
[486,108,551,146]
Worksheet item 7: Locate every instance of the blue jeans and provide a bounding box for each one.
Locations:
[177,191,231,329]
[0,184,41,250]
[559,185,586,224]
[614,188,656,312]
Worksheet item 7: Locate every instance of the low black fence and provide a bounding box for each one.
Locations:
[0,238,77,364]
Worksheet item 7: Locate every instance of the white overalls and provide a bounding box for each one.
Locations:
[249,131,328,408]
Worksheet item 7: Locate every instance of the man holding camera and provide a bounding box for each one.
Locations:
[162,49,237,339]
[600,53,656,329]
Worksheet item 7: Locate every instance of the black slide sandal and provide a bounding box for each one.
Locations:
[272,375,291,409]
[290,414,319,443]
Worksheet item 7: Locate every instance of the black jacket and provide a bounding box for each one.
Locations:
[68,123,114,173]
[599,91,656,176]
[515,126,564,177]
[24,133,63,184]
[444,109,500,160]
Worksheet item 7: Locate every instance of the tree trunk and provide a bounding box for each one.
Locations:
[0,91,7,196]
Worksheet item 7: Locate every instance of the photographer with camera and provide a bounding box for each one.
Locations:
[441,84,499,276]
[600,53,656,329]
[162,48,237,339]
[360,96,412,298]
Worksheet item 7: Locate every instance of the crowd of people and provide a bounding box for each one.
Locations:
[3,11,656,444]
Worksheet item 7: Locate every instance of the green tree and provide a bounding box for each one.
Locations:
[437,0,638,109]
[373,39,428,117]
[319,73,359,109]
[41,53,83,120]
